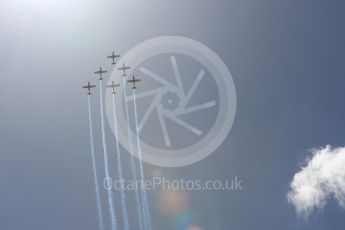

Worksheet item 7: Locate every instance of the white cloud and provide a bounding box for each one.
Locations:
[287,145,345,218]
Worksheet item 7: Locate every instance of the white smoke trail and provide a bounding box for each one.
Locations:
[99,81,118,230]
[87,96,105,230]
[133,89,153,230]
[111,93,130,230]
[122,78,145,230]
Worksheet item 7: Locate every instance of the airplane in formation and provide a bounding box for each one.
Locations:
[94,67,107,80]
[118,63,131,76]
[107,52,120,65]
[127,75,141,89]
[107,81,120,94]
[82,81,96,95]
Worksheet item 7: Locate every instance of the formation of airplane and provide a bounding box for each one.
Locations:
[82,81,96,95]
[127,75,141,89]
[94,67,108,80]
[107,52,120,65]
[107,81,120,94]
[118,63,131,76]
[84,56,142,95]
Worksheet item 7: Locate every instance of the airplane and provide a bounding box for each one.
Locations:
[82,81,96,95]
[94,67,107,80]
[118,63,131,76]
[107,81,120,94]
[127,75,141,89]
[107,52,120,65]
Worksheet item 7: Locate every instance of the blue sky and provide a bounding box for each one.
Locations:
[0,0,345,229]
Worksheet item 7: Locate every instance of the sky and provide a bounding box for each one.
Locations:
[0,0,345,229]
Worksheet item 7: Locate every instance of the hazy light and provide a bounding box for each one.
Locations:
[158,190,189,217]
[186,226,204,230]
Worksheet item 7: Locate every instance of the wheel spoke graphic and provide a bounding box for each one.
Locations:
[157,105,171,146]
[139,67,178,92]
[132,60,213,145]
[180,69,205,109]
[163,110,203,136]
[106,36,237,167]
[138,95,160,132]
[170,56,185,97]
[175,101,216,116]
[126,88,166,102]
